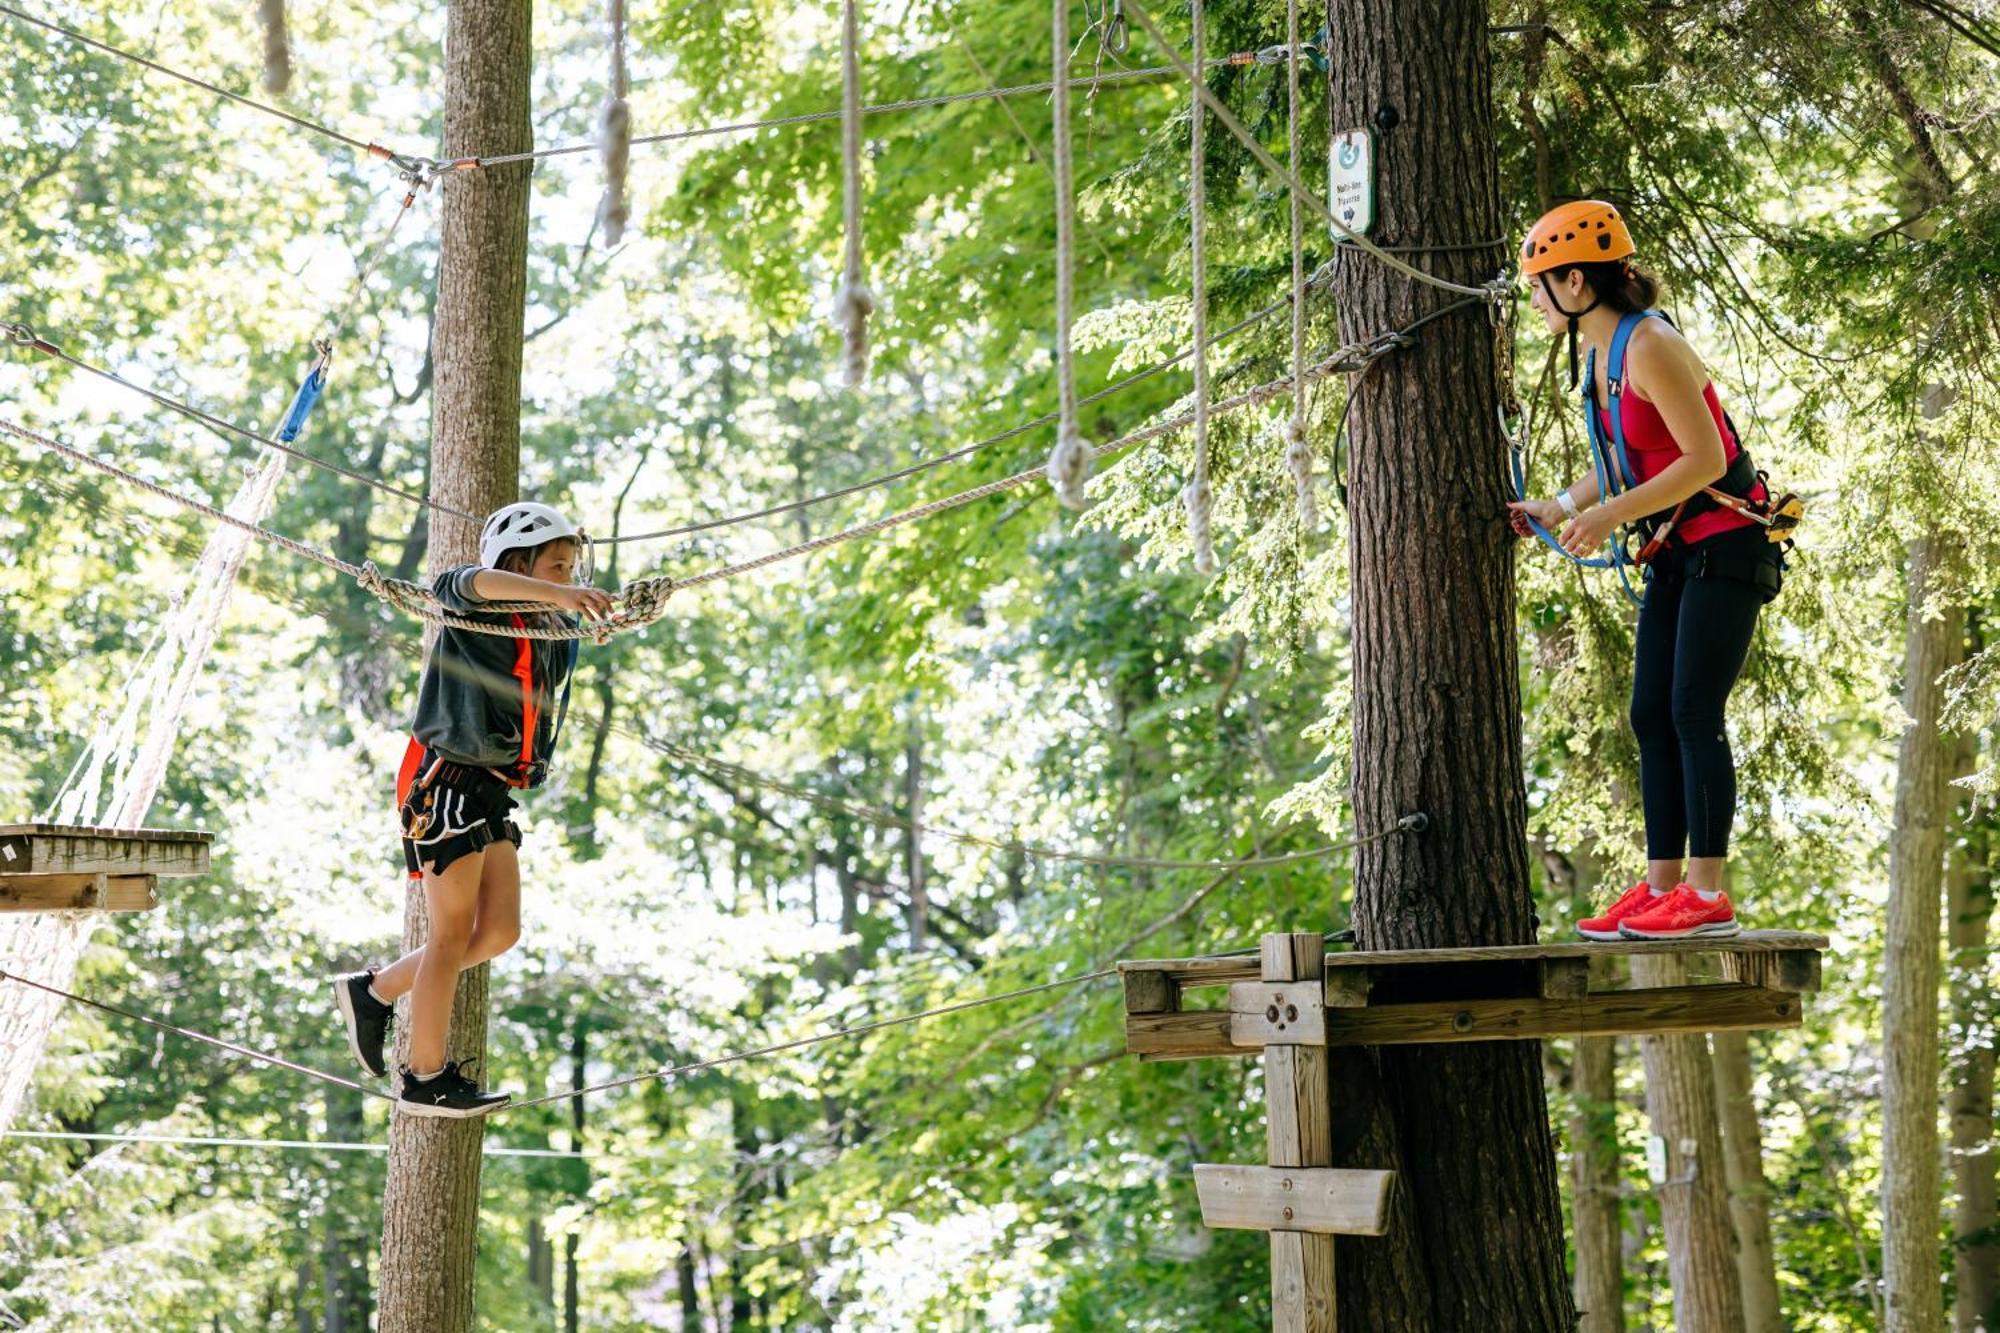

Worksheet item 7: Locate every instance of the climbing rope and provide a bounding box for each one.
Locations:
[5,302,1476,642]
[1182,0,1214,573]
[597,0,632,247]
[834,0,875,389]
[1118,0,1508,307]
[6,323,478,528]
[1046,0,1091,510]
[1281,0,1317,530]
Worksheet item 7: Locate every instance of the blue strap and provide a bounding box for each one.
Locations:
[1508,430,1614,568]
[276,359,329,444]
[1602,310,1662,492]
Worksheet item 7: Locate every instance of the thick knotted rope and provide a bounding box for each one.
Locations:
[1045,0,1091,509]
[597,0,632,247]
[1282,0,1319,532]
[834,0,875,388]
[1182,0,1215,574]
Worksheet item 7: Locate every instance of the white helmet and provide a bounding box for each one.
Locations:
[480,501,581,568]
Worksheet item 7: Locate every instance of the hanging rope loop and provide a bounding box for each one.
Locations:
[597,0,633,247]
[1047,0,1092,509]
[834,0,874,388]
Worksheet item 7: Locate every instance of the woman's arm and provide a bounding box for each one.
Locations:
[1591,328,1729,527]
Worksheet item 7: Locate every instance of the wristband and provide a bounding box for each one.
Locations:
[1557,489,1580,520]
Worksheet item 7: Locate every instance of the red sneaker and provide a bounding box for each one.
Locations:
[1576,881,1663,941]
[1618,884,1740,940]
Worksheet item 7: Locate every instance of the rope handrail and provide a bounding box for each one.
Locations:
[5,302,1481,642]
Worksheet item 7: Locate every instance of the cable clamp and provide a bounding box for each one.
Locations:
[4,322,38,347]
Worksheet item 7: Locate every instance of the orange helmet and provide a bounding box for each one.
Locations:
[1520,200,1634,275]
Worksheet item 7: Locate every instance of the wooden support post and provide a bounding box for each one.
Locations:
[1262,931,1335,1333]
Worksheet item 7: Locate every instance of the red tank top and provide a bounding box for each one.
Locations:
[1598,381,1765,546]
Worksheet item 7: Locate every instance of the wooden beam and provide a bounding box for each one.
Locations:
[1539,958,1591,999]
[1193,1165,1394,1236]
[1719,949,1820,993]
[0,873,158,912]
[1318,985,1801,1046]
[1324,968,1372,1008]
[1230,981,1327,1047]
[0,826,210,878]
[1129,1008,1236,1059]
[1261,932,1335,1333]
[1122,969,1177,1015]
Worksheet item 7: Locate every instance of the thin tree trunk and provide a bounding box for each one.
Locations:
[1572,1032,1625,1333]
[324,1081,372,1333]
[567,1021,586,1333]
[1883,533,1964,1333]
[1948,720,1997,1333]
[1329,1,1571,1325]
[678,1244,702,1330]
[527,1216,553,1313]
[1630,955,1744,1332]
[376,0,533,1327]
[904,712,928,952]
[1711,1029,1783,1331]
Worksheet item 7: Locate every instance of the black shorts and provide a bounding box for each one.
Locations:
[399,758,522,878]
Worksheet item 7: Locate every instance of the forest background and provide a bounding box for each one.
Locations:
[2,0,1998,1328]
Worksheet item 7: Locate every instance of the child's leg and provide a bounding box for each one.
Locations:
[405,851,485,1075]
[373,841,522,1000]
[462,838,522,966]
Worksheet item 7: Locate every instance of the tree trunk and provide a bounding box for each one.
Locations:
[527,1216,553,1313]
[376,1,534,1327]
[1711,1029,1783,1331]
[904,713,928,952]
[1629,955,1744,1332]
[567,1022,586,1333]
[324,1081,373,1333]
[1572,1032,1625,1332]
[1948,722,1997,1333]
[1883,534,1964,1333]
[1328,2,1571,1326]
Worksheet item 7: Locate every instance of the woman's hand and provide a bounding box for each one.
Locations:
[1558,505,1619,558]
[1506,497,1566,540]
[550,583,617,620]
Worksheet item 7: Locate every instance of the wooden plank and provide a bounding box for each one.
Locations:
[1127,1008,1237,1059]
[0,873,158,912]
[1261,932,1335,1333]
[1319,985,1803,1046]
[1539,958,1592,999]
[1719,949,1821,993]
[1118,931,1827,995]
[1324,967,1372,1008]
[1230,982,1327,1047]
[1194,1165,1394,1236]
[1122,970,1177,1015]
[0,827,211,878]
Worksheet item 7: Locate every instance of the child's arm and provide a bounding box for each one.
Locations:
[469,568,615,619]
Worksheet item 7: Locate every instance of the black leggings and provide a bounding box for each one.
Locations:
[1629,529,1771,860]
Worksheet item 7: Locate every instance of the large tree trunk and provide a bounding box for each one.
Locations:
[1948,720,1997,1333]
[1328,2,1571,1326]
[1711,1029,1783,1331]
[1629,956,1744,1332]
[1883,534,1964,1333]
[376,1,534,1327]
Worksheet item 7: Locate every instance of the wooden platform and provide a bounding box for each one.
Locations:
[1119,930,1828,1060]
[0,824,213,912]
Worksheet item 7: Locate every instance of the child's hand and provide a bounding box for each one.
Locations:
[553,584,616,620]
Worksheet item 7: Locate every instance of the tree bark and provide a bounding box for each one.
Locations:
[1572,1032,1625,1333]
[324,1082,373,1333]
[1883,534,1964,1333]
[1329,1,1572,1326]
[1947,722,1997,1333]
[904,713,929,952]
[376,1,534,1328]
[1711,1029,1784,1331]
[1630,955,1744,1332]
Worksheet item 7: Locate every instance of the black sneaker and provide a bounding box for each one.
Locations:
[333,970,394,1079]
[394,1060,512,1119]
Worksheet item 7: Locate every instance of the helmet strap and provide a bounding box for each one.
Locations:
[1539,273,1602,389]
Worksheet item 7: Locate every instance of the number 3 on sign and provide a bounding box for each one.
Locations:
[1328,127,1375,238]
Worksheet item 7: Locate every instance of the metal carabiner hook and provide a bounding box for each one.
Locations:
[1104,0,1129,55]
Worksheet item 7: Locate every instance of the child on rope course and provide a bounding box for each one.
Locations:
[333,502,611,1117]
[1506,201,1787,944]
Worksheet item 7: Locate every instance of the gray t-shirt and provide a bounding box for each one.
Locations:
[408,565,577,780]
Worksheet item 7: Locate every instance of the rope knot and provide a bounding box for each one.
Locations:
[1182,475,1215,574]
[611,575,676,638]
[1047,428,1092,510]
[1284,417,1320,531]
